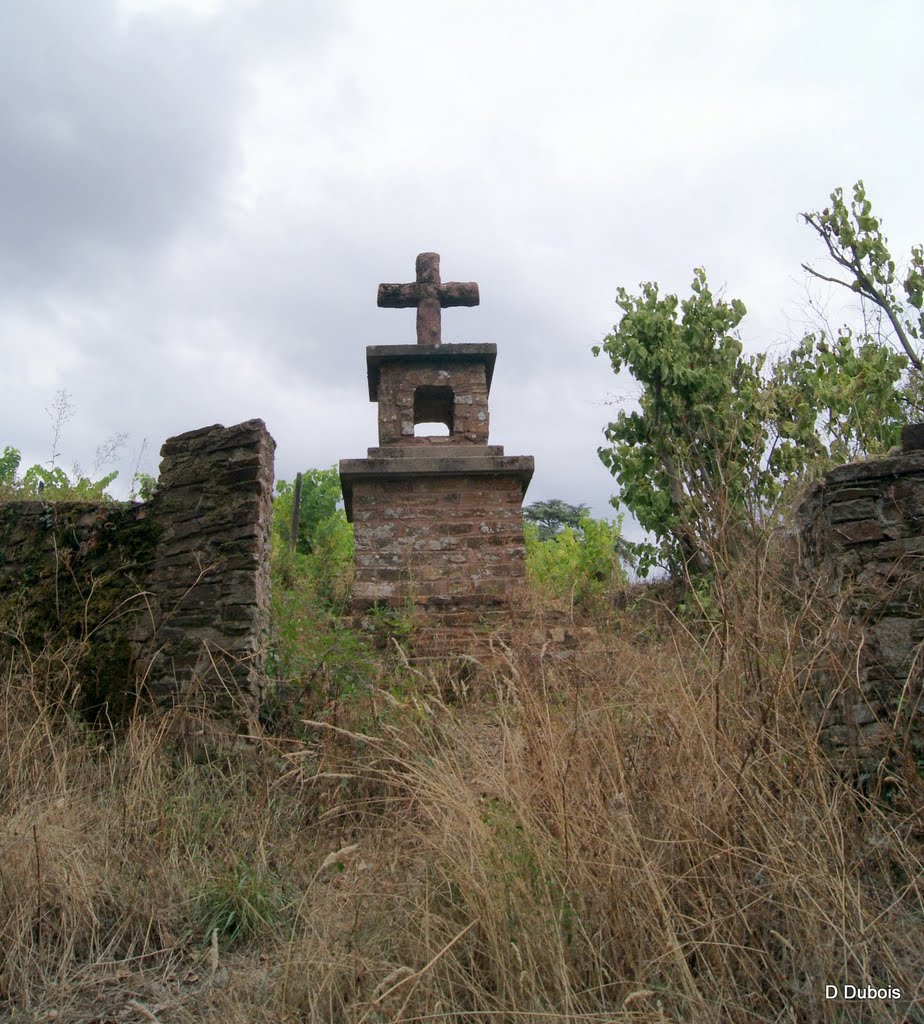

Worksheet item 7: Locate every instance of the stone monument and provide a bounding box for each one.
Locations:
[339,253,534,612]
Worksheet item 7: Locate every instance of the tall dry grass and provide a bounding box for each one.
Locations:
[0,538,921,1022]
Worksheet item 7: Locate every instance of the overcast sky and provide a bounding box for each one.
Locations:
[2,0,922,535]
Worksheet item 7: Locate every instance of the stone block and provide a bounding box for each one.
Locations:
[901,423,924,451]
[833,519,886,544]
[829,498,878,522]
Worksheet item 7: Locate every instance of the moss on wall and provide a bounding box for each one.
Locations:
[0,500,162,718]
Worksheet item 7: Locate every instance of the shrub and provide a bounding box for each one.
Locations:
[525,513,626,610]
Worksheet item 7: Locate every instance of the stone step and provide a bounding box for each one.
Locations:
[351,604,604,663]
[407,617,604,662]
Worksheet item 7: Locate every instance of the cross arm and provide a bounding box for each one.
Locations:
[377,283,419,308]
[438,282,480,307]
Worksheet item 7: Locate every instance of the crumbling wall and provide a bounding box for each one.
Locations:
[133,420,275,710]
[796,429,924,765]
[0,419,275,716]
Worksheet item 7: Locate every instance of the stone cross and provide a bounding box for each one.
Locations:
[377,252,479,347]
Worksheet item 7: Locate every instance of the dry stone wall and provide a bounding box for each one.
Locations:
[0,419,274,717]
[796,429,924,765]
[132,419,275,710]
[0,500,161,715]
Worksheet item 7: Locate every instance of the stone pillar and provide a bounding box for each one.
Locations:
[341,452,533,610]
[132,419,275,712]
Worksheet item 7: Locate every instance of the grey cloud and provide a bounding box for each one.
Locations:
[2,0,922,540]
[0,0,345,297]
[0,0,245,291]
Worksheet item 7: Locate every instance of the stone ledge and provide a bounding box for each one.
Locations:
[339,454,534,520]
[161,418,272,453]
[821,450,924,485]
[366,343,497,400]
[365,444,506,458]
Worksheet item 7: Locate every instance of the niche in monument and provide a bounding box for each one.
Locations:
[413,385,454,435]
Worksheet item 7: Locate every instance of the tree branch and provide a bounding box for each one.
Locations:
[849,262,924,373]
[801,223,924,375]
[800,263,857,294]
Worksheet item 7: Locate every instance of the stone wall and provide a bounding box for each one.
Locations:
[132,419,275,711]
[0,419,274,717]
[0,500,161,715]
[795,431,924,765]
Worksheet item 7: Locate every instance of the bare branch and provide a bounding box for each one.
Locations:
[799,263,857,294]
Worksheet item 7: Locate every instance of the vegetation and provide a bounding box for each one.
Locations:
[263,467,372,734]
[802,180,924,379]
[270,467,354,610]
[594,182,917,577]
[0,442,120,501]
[0,531,921,1021]
[523,498,590,540]
[524,509,626,611]
[0,390,154,502]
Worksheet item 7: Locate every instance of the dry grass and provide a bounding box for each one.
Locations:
[1,542,922,1022]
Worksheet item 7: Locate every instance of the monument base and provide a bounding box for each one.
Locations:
[339,449,534,611]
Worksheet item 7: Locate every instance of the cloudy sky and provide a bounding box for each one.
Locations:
[2,0,922,534]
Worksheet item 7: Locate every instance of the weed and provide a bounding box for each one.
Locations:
[191,861,286,949]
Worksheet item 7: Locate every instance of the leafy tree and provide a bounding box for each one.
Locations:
[524,498,589,540]
[272,467,353,608]
[765,330,906,478]
[593,269,768,577]
[594,244,910,578]
[0,446,20,488]
[273,468,348,555]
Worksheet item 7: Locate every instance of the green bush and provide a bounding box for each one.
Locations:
[266,552,375,727]
[272,468,354,609]
[525,514,626,609]
[265,467,374,730]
